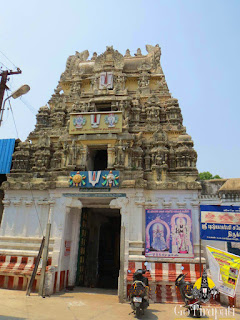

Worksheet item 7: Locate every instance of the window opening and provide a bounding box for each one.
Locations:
[95,103,111,112]
[87,147,108,171]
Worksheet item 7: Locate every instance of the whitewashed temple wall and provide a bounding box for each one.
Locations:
[0,187,200,294]
[125,188,200,262]
[0,188,200,261]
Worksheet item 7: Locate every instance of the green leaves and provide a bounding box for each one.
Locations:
[198,171,222,180]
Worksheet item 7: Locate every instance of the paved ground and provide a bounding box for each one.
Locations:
[0,288,239,320]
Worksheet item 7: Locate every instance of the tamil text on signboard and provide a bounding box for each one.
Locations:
[200,205,240,242]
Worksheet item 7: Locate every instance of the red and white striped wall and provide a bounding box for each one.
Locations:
[0,255,238,307]
[0,255,59,293]
[53,270,70,293]
[127,261,223,305]
[127,261,204,283]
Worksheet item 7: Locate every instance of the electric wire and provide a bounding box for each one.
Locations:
[8,99,19,139]
[3,105,9,123]
[19,96,37,114]
[0,61,10,70]
[7,83,37,115]
[3,91,10,122]
[0,50,18,70]
[30,189,44,236]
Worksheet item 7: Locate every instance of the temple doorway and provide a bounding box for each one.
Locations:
[76,207,121,289]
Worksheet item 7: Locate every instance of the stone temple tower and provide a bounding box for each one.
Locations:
[9,45,198,189]
[0,45,201,301]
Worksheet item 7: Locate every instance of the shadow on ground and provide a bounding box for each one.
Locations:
[0,317,26,320]
[54,286,118,297]
[129,308,160,319]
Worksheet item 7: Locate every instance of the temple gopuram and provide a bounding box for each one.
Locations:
[0,45,203,302]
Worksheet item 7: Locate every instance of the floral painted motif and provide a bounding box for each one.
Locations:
[219,215,234,223]
[104,113,118,128]
[205,212,217,223]
[69,171,86,187]
[73,115,86,128]
[102,170,119,187]
[69,170,120,188]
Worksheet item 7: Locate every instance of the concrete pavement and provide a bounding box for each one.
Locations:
[0,287,239,320]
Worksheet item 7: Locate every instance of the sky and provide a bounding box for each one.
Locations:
[0,0,239,178]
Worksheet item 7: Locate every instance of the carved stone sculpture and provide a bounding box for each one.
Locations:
[7,45,199,191]
[36,105,50,130]
[51,141,63,170]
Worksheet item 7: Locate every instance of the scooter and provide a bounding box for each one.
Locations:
[128,269,149,318]
[175,273,202,318]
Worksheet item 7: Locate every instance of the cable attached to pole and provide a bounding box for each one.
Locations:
[0,51,19,70]
[8,99,19,139]
[30,189,44,237]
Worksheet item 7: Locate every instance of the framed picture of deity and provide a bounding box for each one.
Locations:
[145,209,194,258]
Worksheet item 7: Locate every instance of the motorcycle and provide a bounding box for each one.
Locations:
[128,269,149,318]
[175,273,202,318]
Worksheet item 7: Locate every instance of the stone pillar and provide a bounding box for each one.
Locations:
[80,145,87,170]
[22,200,34,237]
[36,199,49,237]
[107,144,115,169]
[63,198,83,287]
[41,199,55,296]
[10,198,22,236]
[110,197,129,302]
[191,201,201,259]
[0,198,11,236]
[134,192,146,242]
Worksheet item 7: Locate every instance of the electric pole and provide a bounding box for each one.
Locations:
[0,68,22,125]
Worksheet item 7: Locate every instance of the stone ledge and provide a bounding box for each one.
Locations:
[128,255,206,263]
[121,180,136,188]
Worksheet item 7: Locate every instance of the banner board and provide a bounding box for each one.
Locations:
[207,246,240,297]
[200,205,240,242]
[145,209,194,258]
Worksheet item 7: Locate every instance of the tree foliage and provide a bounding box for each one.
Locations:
[198,171,222,180]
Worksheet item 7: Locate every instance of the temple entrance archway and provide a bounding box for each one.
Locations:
[76,207,121,289]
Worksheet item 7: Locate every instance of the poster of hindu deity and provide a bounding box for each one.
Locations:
[145,209,194,258]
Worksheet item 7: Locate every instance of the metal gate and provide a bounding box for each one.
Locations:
[76,208,89,286]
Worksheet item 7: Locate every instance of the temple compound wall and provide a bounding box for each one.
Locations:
[0,45,203,302]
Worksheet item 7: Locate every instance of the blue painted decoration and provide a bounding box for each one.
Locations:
[69,170,119,188]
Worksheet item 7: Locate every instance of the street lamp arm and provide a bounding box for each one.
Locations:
[11,85,30,99]
[0,84,30,126]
